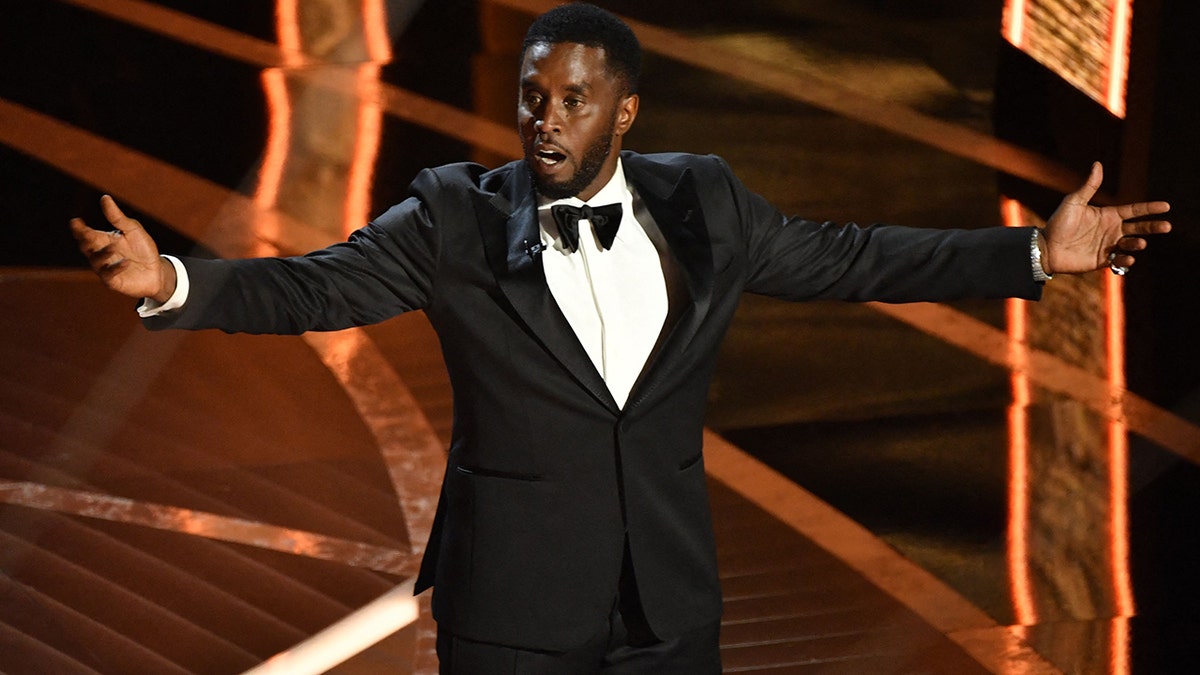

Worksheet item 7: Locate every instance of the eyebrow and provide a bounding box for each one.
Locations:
[520,78,593,94]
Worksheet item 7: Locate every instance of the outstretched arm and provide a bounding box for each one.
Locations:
[1041,162,1172,275]
[70,195,176,302]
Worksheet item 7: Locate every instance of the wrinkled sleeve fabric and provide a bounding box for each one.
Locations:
[706,155,1043,304]
[143,167,449,334]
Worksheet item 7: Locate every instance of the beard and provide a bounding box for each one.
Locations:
[528,118,616,201]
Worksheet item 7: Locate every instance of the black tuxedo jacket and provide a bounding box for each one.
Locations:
[146,151,1041,650]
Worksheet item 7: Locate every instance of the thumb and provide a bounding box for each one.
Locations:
[1065,162,1103,206]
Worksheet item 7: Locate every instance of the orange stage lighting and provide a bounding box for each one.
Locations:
[1002,198,1038,626]
[1002,0,1134,117]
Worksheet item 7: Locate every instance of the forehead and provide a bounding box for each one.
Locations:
[520,41,615,87]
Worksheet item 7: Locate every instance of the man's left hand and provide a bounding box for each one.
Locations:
[1041,161,1171,275]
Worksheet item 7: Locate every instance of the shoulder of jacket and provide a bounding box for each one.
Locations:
[415,161,494,188]
[623,150,727,169]
[623,151,734,184]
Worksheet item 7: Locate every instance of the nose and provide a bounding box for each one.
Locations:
[536,107,561,135]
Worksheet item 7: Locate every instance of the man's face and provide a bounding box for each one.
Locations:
[518,42,638,202]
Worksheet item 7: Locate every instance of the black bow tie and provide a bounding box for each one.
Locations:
[550,203,623,252]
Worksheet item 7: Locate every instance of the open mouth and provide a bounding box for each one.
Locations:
[535,147,566,166]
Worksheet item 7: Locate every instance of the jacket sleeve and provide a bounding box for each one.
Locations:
[143,166,453,334]
[707,155,1044,304]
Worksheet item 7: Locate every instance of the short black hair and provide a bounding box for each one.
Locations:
[522,3,642,95]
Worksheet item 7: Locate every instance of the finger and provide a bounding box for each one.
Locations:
[68,217,94,240]
[1114,236,1148,253]
[99,195,143,234]
[1066,161,1104,205]
[97,253,128,273]
[1117,200,1171,221]
[69,217,114,255]
[71,211,121,240]
[81,239,119,267]
[1122,218,1172,236]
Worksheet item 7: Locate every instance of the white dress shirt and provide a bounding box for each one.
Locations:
[539,159,671,409]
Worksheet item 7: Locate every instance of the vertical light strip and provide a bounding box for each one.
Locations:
[362,0,393,63]
[1111,615,1132,675]
[1106,270,1134,674]
[275,0,303,66]
[345,64,384,237]
[343,0,389,237]
[1107,0,1133,118]
[1003,0,1028,47]
[255,68,290,212]
[1007,296,1038,626]
[254,0,300,232]
[1003,198,1038,626]
[1106,271,1133,614]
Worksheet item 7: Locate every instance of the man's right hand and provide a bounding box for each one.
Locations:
[70,195,176,303]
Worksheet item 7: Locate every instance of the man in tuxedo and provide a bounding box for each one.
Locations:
[71,3,1170,673]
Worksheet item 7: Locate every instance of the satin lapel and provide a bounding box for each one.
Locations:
[625,160,715,409]
[472,171,619,412]
[638,164,714,351]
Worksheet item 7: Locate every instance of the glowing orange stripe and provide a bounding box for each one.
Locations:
[275,0,302,65]
[256,1,299,213]
[0,480,412,574]
[345,64,383,238]
[362,0,392,63]
[1007,300,1038,626]
[1109,418,1133,675]
[1109,413,1134,617]
[1106,266,1134,674]
[1003,198,1038,626]
[1003,0,1028,47]
[1111,615,1132,675]
[1107,0,1133,118]
[255,68,290,212]
[1106,272,1135,616]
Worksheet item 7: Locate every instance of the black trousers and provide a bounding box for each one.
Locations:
[436,544,721,674]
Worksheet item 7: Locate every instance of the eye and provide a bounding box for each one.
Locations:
[564,97,584,109]
[523,91,543,108]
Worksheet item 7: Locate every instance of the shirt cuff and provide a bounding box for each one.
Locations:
[137,255,190,317]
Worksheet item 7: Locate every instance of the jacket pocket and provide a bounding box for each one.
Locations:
[677,451,704,471]
[454,464,544,482]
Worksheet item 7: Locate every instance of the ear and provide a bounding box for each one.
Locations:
[614,93,639,137]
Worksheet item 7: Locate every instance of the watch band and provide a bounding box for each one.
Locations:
[1031,229,1053,283]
